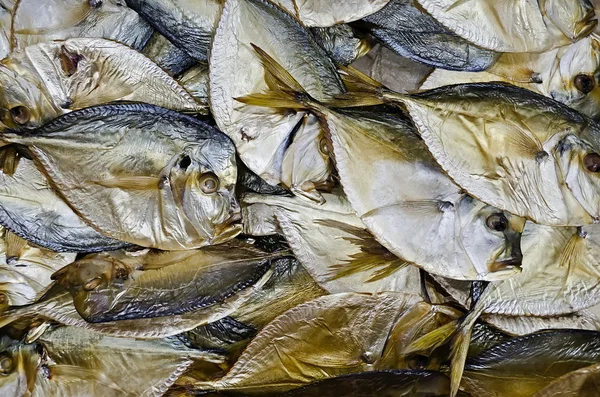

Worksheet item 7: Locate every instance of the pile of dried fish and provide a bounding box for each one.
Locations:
[1,0,600,396]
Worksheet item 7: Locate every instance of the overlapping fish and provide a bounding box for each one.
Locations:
[0,0,599,396]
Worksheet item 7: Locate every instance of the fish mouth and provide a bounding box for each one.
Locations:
[212,210,243,244]
[574,10,598,40]
[211,223,243,245]
[489,257,522,273]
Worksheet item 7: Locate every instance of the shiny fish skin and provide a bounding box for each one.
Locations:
[141,32,197,76]
[0,38,204,132]
[462,330,600,397]
[125,0,223,61]
[243,191,424,294]
[273,0,391,27]
[11,0,153,51]
[416,0,597,52]
[0,228,75,309]
[362,0,499,71]
[0,0,14,60]
[196,293,455,394]
[0,157,129,253]
[0,326,225,397]
[317,106,525,280]
[532,362,600,397]
[52,244,283,322]
[421,36,600,120]
[383,82,600,226]
[2,103,241,250]
[209,0,344,201]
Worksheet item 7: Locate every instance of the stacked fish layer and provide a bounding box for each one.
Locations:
[0,0,600,396]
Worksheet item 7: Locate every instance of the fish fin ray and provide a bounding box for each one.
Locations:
[93,176,161,190]
[235,44,311,110]
[404,320,458,354]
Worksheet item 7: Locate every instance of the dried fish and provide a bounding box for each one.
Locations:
[2,103,241,249]
[415,0,597,52]
[52,243,282,322]
[362,0,499,71]
[12,0,153,51]
[0,38,204,131]
[0,157,128,252]
[209,0,344,201]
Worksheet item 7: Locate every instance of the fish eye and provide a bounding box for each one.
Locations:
[88,0,103,7]
[318,137,329,156]
[407,354,428,370]
[10,106,30,125]
[179,155,191,170]
[199,172,219,194]
[574,74,595,94]
[0,354,14,376]
[486,213,508,232]
[584,153,600,172]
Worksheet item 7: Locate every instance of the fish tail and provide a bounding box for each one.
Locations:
[325,65,388,108]
[404,319,458,354]
[235,44,315,111]
[4,231,28,262]
[448,308,480,397]
[404,298,486,397]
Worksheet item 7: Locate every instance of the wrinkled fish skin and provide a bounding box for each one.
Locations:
[0,0,13,60]
[52,244,282,322]
[312,25,371,66]
[179,63,210,104]
[361,0,499,71]
[392,82,600,226]
[322,106,524,280]
[3,103,241,250]
[142,32,197,76]
[198,293,445,394]
[415,0,597,53]
[0,38,204,132]
[209,0,344,200]
[532,362,600,397]
[181,316,257,350]
[462,329,600,397]
[8,326,225,397]
[281,370,469,397]
[125,0,222,61]
[242,191,423,294]
[12,0,153,51]
[0,229,76,309]
[0,157,129,253]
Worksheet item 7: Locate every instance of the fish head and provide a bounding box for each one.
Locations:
[0,336,39,397]
[0,65,55,131]
[554,132,600,221]
[51,253,130,320]
[547,36,600,118]
[168,139,242,245]
[542,0,597,41]
[12,0,151,50]
[457,196,524,280]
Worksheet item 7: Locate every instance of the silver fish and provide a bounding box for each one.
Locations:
[2,103,241,250]
[0,156,128,252]
[0,38,204,131]
[12,0,153,51]
[362,0,499,71]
